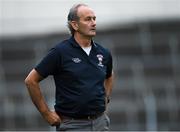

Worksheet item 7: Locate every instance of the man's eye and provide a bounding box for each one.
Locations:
[86,18,91,21]
[85,17,96,21]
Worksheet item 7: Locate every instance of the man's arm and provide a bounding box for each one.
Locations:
[104,72,114,103]
[24,69,61,126]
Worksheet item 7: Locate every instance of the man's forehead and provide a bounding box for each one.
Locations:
[77,6,95,17]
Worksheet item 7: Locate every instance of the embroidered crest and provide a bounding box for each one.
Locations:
[72,58,81,63]
[97,54,104,67]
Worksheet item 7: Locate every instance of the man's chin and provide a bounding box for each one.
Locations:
[89,32,96,37]
[83,32,96,38]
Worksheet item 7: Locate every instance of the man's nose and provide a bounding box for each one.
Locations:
[92,19,96,26]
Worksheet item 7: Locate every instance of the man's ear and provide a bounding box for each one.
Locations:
[71,21,79,31]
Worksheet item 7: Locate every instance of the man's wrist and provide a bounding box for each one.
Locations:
[40,108,51,117]
[106,96,110,103]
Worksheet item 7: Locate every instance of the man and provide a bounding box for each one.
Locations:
[25,3,113,131]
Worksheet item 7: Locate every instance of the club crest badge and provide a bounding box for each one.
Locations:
[97,54,104,67]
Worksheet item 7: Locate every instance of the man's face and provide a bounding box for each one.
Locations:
[76,6,96,37]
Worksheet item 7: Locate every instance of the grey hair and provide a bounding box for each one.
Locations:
[67,4,88,35]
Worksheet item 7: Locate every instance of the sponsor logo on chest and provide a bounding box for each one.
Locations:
[72,58,81,63]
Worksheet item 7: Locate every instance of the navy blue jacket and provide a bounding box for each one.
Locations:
[35,36,113,117]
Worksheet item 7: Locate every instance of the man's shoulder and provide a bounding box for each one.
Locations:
[54,39,72,51]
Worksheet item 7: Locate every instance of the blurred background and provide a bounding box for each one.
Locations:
[0,0,180,131]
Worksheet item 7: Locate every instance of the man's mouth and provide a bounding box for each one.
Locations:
[91,28,96,31]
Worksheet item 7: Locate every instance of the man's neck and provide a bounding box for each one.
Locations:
[74,33,92,47]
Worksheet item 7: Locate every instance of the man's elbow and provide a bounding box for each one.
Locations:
[24,74,37,89]
[24,76,32,88]
[24,69,41,87]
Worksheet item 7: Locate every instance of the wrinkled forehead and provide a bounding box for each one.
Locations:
[77,6,96,18]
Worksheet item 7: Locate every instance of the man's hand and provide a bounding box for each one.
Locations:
[43,110,61,126]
